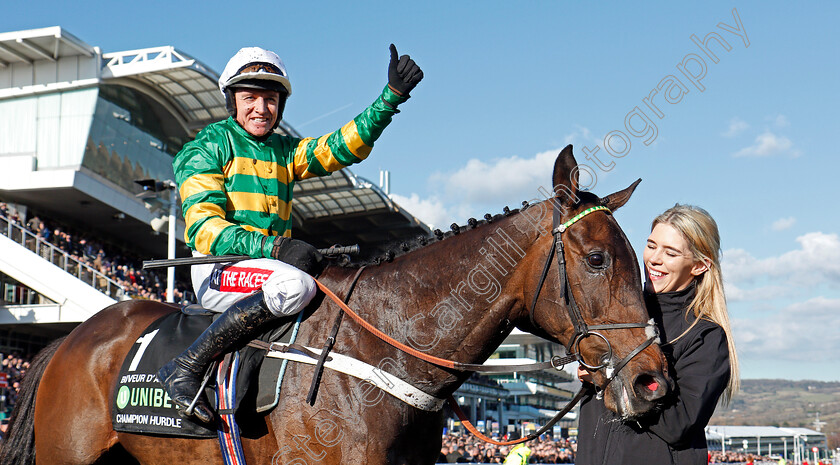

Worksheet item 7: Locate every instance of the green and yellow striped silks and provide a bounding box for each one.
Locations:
[174,85,407,257]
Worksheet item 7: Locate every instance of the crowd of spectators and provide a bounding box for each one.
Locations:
[437,434,818,464]
[0,354,28,419]
[0,201,193,304]
[709,451,774,463]
[439,433,575,463]
[708,450,833,464]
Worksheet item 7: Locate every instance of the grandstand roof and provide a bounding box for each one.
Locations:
[101,46,229,134]
[0,26,95,65]
[292,170,430,252]
[0,27,226,135]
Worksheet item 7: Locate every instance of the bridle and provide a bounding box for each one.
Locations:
[528,203,659,386]
[298,200,662,446]
[308,202,658,384]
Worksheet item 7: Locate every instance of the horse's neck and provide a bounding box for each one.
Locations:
[342,212,544,396]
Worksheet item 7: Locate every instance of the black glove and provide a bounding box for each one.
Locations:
[270,237,324,276]
[388,44,423,96]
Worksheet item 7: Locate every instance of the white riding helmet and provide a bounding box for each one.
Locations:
[218,47,292,96]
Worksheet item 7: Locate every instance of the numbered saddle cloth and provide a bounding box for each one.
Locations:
[111,307,298,438]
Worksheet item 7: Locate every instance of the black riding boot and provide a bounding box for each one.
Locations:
[157,291,278,423]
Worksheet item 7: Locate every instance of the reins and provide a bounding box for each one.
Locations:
[529,205,658,384]
[305,266,367,406]
[312,277,587,446]
[448,387,588,446]
[307,203,659,446]
[312,278,571,373]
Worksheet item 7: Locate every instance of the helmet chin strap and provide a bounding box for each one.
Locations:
[224,89,236,116]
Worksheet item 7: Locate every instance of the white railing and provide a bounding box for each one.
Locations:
[103,46,192,69]
[0,213,126,300]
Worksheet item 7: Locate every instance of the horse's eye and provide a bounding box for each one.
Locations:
[587,253,606,268]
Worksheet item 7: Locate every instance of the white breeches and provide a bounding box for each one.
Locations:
[191,253,316,316]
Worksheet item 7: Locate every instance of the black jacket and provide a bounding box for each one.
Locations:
[575,283,730,465]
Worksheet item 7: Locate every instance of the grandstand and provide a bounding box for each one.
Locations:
[705,425,830,463]
[0,26,575,435]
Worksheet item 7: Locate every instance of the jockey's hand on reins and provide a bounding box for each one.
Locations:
[270,237,324,275]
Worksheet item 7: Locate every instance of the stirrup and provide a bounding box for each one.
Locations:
[184,360,218,418]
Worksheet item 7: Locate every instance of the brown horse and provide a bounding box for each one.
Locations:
[1,146,669,465]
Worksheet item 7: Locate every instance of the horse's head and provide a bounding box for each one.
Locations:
[516,145,669,419]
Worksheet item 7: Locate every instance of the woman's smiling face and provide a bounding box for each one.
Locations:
[643,223,708,293]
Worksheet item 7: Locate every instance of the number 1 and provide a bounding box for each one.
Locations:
[128,329,159,372]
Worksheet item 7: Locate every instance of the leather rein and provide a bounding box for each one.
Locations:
[309,203,658,446]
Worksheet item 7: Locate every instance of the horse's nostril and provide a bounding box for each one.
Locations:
[635,373,664,400]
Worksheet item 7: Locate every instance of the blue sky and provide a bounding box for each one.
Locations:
[4,1,839,381]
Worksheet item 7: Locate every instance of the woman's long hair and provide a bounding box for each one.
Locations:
[652,204,739,405]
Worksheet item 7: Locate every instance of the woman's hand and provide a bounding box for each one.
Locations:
[577,365,594,384]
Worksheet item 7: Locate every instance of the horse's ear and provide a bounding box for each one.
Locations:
[600,178,642,211]
[551,145,580,206]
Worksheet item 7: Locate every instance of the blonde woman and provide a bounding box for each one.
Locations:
[576,204,739,465]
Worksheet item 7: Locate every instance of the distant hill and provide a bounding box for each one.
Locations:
[710,379,840,448]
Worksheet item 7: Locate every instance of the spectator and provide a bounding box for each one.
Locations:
[0,354,31,419]
[25,215,41,235]
[446,444,463,462]
[455,446,469,462]
[438,445,451,463]
[0,199,194,304]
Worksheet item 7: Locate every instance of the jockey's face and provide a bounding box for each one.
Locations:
[643,223,708,294]
[233,88,280,137]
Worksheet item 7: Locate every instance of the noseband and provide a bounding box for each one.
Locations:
[529,204,659,386]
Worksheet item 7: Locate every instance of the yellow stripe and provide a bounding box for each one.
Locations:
[184,202,226,231]
[285,160,297,181]
[341,120,372,160]
[278,203,292,223]
[312,134,345,173]
[241,224,269,235]
[193,217,233,255]
[226,157,293,185]
[226,191,292,221]
[184,203,227,245]
[180,173,224,201]
[226,191,267,212]
[299,170,319,180]
[292,137,315,179]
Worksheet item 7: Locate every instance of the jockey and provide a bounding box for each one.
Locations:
[157,44,423,423]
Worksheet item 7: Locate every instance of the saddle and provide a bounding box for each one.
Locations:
[111,303,316,438]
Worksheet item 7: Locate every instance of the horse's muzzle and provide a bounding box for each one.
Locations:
[632,371,669,403]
